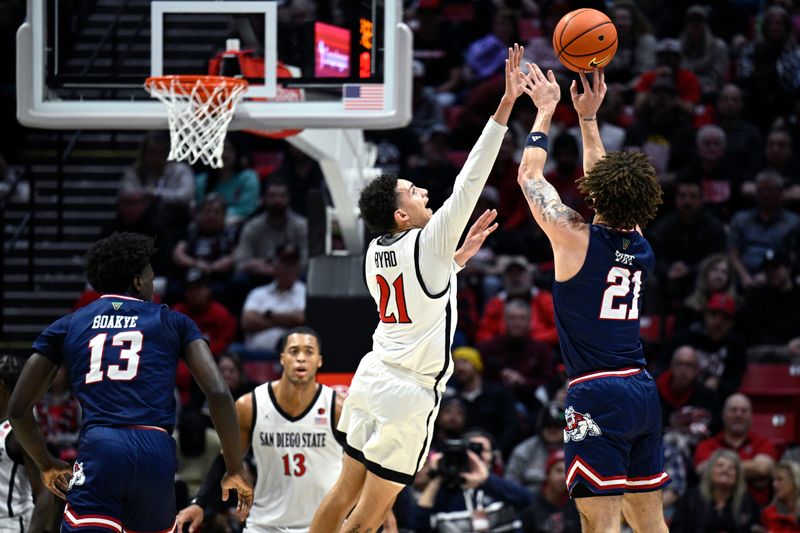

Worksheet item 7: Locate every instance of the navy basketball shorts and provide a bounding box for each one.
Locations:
[563,368,670,496]
[62,425,177,533]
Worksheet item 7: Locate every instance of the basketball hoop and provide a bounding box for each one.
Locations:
[144,75,248,168]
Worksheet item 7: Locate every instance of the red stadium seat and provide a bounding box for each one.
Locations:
[243,361,281,385]
[750,412,797,456]
[740,364,800,414]
[251,150,285,180]
[639,314,675,344]
[740,364,800,395]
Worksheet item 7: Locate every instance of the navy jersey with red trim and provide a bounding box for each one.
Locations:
[32,294,202,431]
[553,225,655,378]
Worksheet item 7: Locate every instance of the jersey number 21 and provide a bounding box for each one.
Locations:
[376,274,411,323]
[600,267,642,320]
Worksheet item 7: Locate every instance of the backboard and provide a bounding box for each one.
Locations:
[17,0,412,130]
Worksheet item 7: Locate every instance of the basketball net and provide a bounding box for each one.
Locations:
[144,75,248,168]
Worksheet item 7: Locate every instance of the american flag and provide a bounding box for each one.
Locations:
[343,84,384,110]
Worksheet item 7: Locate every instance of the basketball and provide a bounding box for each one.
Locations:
[553,8,618,73]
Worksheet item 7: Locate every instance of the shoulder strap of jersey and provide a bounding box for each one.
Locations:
[328,387,347,448]
[249,390,257,442]
[413,230,449,299]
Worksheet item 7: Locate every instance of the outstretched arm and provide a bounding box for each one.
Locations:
[517,64,585,243]
[417,45,525,293]
[184,340,253,521]
[177,393,255,532]
[8,354,72,499]
[571,69,607,175]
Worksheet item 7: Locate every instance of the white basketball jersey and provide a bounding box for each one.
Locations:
[364,228,457,385]
[246,383,343,533]
[0,421,33,530]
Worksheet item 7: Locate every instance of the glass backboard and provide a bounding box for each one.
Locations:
[17,0,412,130]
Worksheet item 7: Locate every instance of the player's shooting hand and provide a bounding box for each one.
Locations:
[521,63,560,111]
[503,43,527,101]
[40,457,72,500]
[460,450,489,489]
[176,504,204,533]
[221,470,254,522]
[455,209,498,267]
[570,68,606,119]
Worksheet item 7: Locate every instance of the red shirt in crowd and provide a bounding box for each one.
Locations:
[476,289,558,346]
[694,431,779,507]
[171,300,236,406]
[172,300,236,356]
[635,69,701,105]
[761,504,800,532]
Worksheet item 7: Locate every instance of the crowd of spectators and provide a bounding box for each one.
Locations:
[6,0,800,531]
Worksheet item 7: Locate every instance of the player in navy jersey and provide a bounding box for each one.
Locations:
[7,233,253,533]
[516,66,668,532]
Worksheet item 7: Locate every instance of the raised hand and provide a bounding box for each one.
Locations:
[454,209,499,267]
[570,68,606,119]
[521,63,561,111]
[176,504,204,533]
[503,43,527,101]
[460,449,489,489]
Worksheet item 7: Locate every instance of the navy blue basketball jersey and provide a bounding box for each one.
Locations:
[553,225,655,377]
[32,294,202,431]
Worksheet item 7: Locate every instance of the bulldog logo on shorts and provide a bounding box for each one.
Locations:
[563,406,602,443]
[68,461,86,490]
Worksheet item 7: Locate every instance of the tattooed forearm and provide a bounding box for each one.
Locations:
[345,526,372,533]
[522,178,584,226]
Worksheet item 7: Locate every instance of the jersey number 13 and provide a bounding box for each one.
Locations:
[600,267,642,320]
[85,331,142,384]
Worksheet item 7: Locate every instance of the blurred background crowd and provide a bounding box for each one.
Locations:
[4,0,800,531]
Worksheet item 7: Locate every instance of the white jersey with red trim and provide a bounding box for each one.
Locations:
[363,118,507,385]
[364,229,458,385]
[0,420,33,530]
[246,383,342,533]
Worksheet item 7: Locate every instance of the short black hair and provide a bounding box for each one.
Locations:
[281,326,322,353]
[0,355,24,390]
[463,427,499,453]
[264,176,290,193]
[358,174,399,234]
[577,151,663,229]
[85,232,155,294]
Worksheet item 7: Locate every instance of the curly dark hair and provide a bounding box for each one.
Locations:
[576,152,663,229]
[85,232,155,294]
[357,174,399,233]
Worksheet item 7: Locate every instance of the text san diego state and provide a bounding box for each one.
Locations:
[259,432,327,448]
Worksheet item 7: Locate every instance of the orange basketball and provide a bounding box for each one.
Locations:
[552,8,618,73]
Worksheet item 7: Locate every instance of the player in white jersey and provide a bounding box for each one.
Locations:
[176,327,347,533]
[0,356,55,533]
[309,44,528,533]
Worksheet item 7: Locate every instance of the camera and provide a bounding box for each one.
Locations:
[436,438,484,489]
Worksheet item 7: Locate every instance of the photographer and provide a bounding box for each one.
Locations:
[411,429,532,532]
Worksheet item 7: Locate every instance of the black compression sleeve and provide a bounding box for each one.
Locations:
[192,452,226,509]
